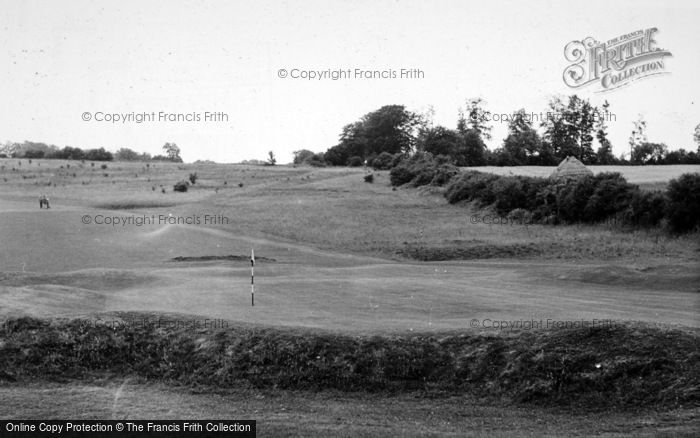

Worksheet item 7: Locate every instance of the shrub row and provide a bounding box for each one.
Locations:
[666,173,700,233]
[384,152,699,233]
[389,153,458,187]
[443,171,700,233]
[370,152,404,170]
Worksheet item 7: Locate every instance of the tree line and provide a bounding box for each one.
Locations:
[0,142,184,163]
[294,97,700,167]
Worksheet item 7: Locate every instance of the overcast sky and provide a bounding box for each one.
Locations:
[1,0,698,163]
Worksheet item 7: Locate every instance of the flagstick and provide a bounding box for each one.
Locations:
[251,248,255,306]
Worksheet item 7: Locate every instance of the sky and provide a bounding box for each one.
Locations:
[1,0,699,163]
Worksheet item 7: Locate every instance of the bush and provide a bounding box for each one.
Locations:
[491,176,529,215]
[530,180,562,223]
[444,171,500,205]
[410,162,443,186]
[666,173,700,233]
[173,181,189,192]
[323,144,348,166]
[390,153,458,188]
[507,208,533,225]
[583,173,637,222]
[531,173,640,225]
[100,164,108,170]
[306,153,326,167]
[363,174,374,183]
[624,190,667,227]
[371,152,395,170]
[554,176,597,223]
[348,156,364,167]
[428,163,459,186]
[389,165,414,186]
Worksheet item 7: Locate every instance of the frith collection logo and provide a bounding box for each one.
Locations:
[563,28,672,92]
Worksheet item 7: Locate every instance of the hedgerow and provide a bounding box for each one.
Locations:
[443,169,699,233]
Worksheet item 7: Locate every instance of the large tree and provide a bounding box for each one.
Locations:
[418,126,462,160]
[115,148,140,161]
[162,142,183,162]
[628,115,647,163]
[460,130,488,166]
[452,98,492,166]
[632,142,667,164]
[541,95,597,163]
[595,100,615,164]
[327,105,420,164]
[84,147,113,161]
[323,144,350,166]
[293,149,315,165]
[458,97,492,141]
[361,105,420,156]
[501,109,545,165]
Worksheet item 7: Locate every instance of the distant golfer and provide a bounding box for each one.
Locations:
[39,194,50,209]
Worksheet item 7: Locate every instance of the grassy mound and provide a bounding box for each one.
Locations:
[1,317,698,409]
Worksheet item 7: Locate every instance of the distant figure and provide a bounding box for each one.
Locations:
[39,194,50,209]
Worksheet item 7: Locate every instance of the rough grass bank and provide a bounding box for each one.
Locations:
[1,316,698,411]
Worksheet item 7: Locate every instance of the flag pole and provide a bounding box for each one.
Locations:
[251,248,255,306]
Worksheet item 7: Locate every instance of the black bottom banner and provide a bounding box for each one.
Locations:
[1,420,256,437]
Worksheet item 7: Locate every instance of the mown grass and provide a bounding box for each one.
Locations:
[1,316,698,410]
[211,180,699,262]
[2,159,698,263]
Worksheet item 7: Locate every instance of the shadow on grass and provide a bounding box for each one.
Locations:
[93,201,177,210]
